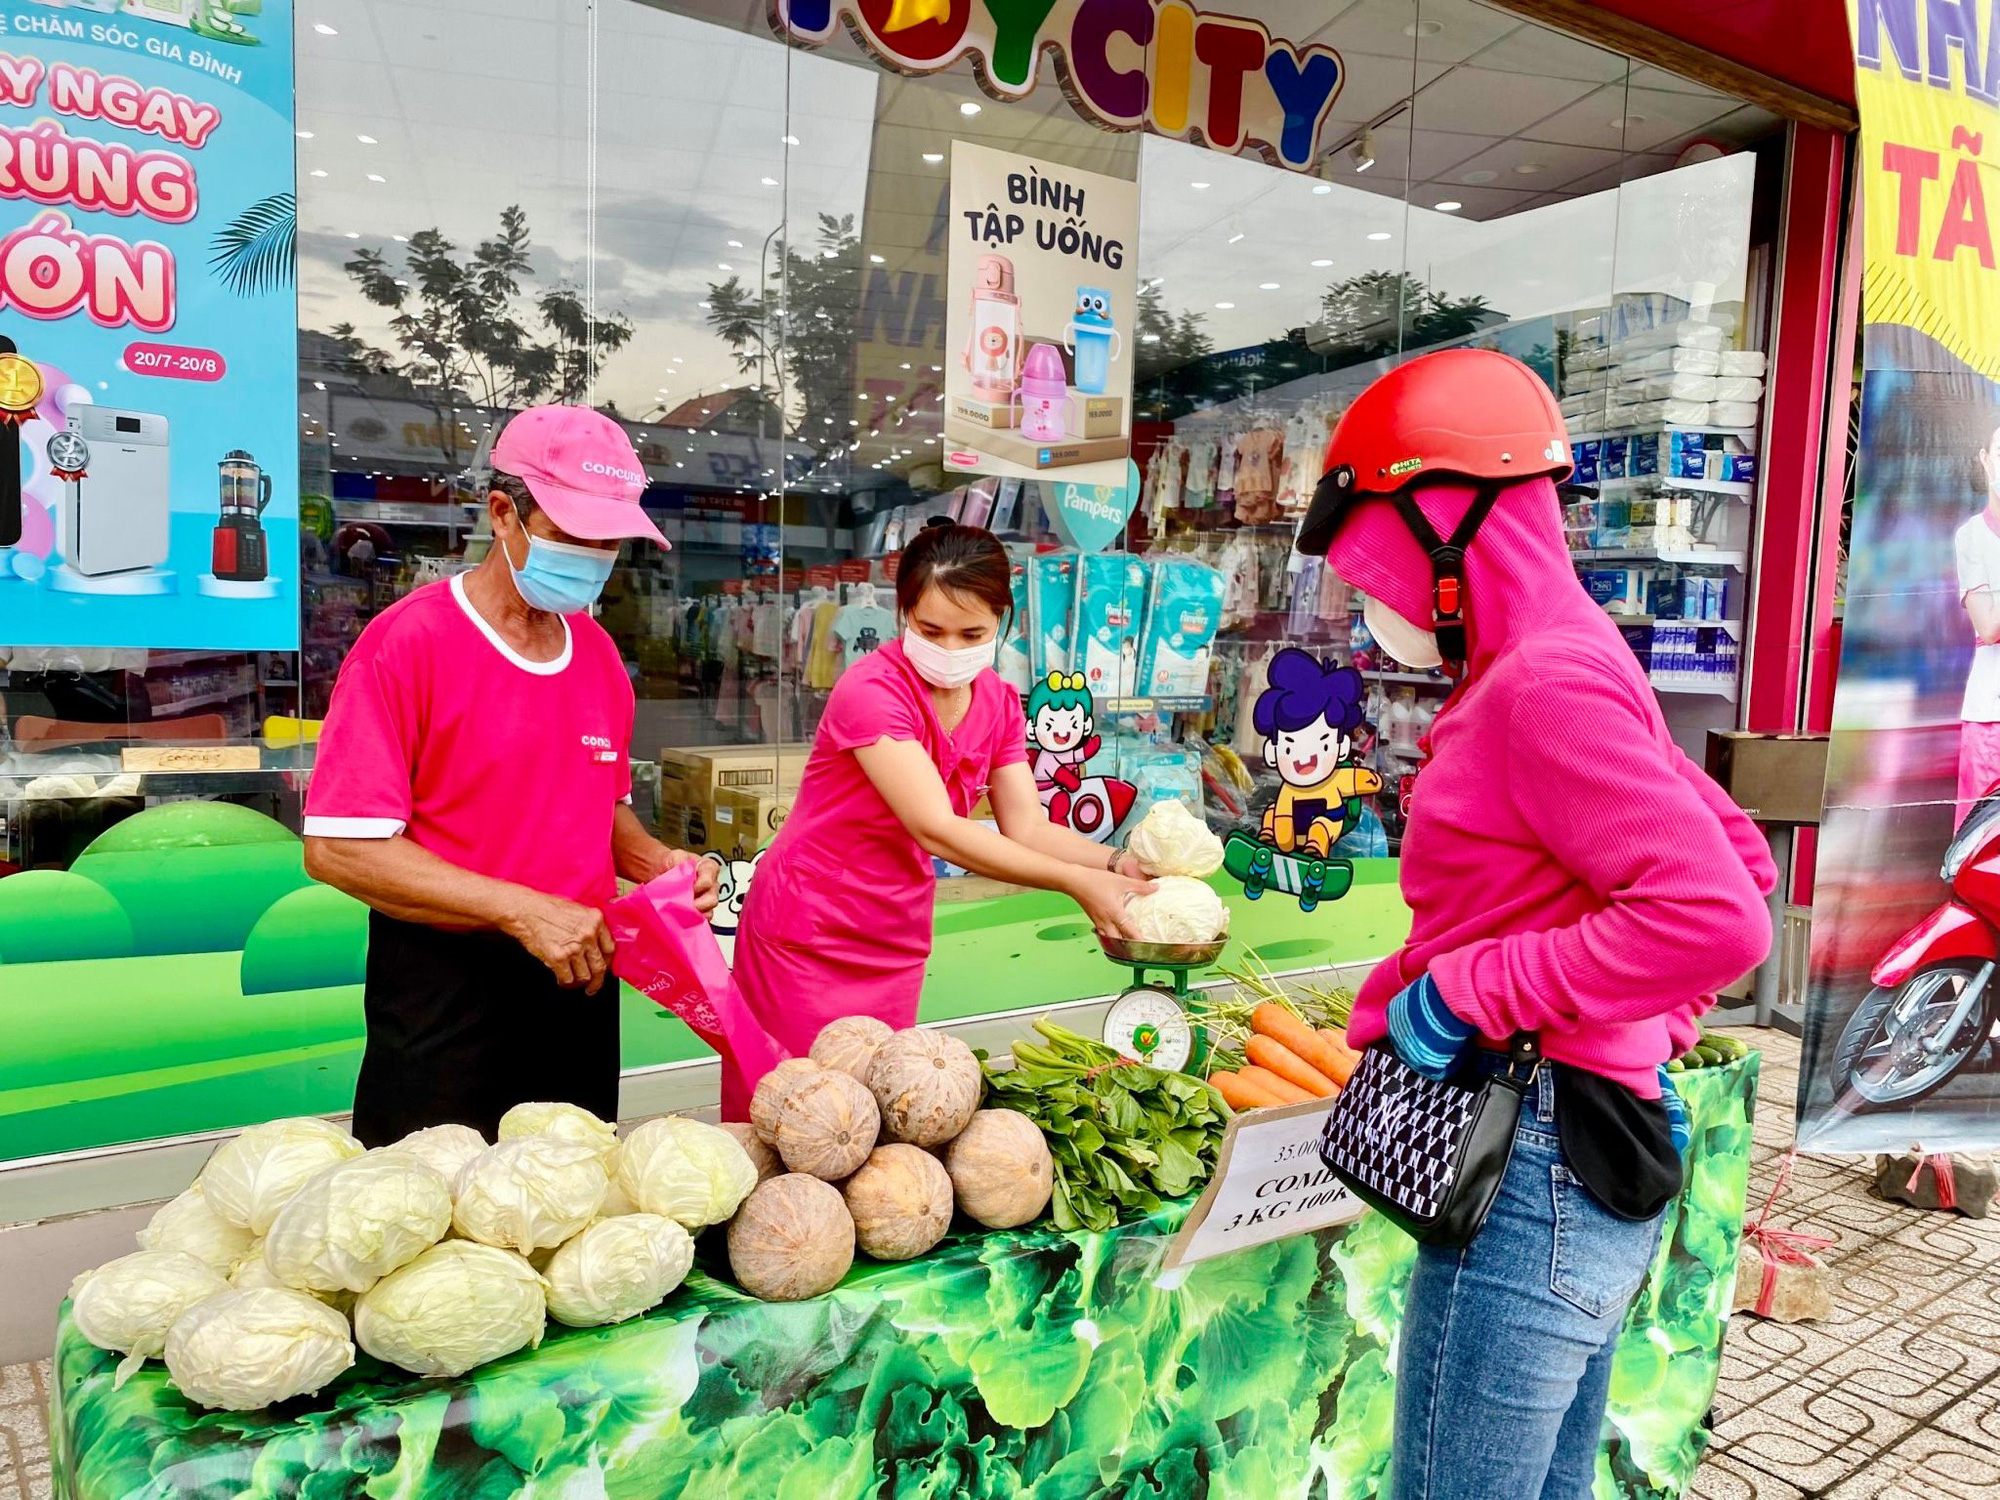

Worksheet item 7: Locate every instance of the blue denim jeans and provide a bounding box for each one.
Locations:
[1390,1065,1666,1500]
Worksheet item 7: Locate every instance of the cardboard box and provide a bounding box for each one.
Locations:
[711,787,793,857]
[659,743,806,799]
[968,429,1132,470]
[950,395,1020,431]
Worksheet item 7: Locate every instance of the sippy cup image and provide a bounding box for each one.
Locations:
[1013,343,1075,442]
[1064,288,1122,396]
[963,254,1022,403]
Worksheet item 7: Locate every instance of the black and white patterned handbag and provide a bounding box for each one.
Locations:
[1317,1034,1540,1248]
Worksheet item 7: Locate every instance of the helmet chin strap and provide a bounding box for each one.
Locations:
[1388,482,1503,670]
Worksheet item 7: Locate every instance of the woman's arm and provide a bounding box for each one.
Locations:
[989,762,1143,874]
[852,739,1151,937]
[1427,674,1774,1036]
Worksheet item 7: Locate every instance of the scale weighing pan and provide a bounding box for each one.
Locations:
[1098,934,1227,968]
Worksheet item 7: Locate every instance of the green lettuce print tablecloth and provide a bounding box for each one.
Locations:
[51,1054,1758,1500]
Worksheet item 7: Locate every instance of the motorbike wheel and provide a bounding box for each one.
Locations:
[1832,961,1994,1108]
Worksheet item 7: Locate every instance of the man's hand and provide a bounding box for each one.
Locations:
[661,846,721,914]
[505,890,617,993]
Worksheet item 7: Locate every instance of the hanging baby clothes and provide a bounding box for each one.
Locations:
[1215,533,1260,631]
[1182,436,1219,510]
[805,599,843,690]
[1214,426,1239,513]
[1231,426,1284,525]
[831,593,895,675]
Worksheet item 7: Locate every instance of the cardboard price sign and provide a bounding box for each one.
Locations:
[837,560,871,583]
[1162,1097,1365,1270]
[806,566,837,588]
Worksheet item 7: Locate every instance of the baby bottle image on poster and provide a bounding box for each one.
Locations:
[945,143,1138,486]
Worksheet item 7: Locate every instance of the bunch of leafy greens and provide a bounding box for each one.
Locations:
[981,1018,1229,1233]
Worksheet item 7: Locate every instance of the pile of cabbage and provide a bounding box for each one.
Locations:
[70,1103,757,1409]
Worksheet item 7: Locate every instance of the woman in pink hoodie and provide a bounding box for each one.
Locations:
[1298,350,1774,1500]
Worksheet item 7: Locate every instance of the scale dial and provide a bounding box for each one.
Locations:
[47,431,89,473]
[1102,985,1194,1071]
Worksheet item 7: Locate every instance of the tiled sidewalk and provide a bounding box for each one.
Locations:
[3,1028,1993,1500]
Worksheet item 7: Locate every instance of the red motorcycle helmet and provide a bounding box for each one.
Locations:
[1297,349,1573,666]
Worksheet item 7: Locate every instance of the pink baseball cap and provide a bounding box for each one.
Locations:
[490,405,668,547]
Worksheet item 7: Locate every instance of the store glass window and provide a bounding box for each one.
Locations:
[0,0,1785,1165]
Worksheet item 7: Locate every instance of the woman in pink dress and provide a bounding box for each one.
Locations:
[729,521,1154,1116]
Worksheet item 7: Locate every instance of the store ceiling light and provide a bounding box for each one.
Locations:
[822,248,838,259]
[393,234,408,242]
[1311,257,1333,267]
[1434,200,1462,212]
[1259,282,1280,290]
[1403,19,1442,36]
[1609,115,1646,129]
[1514,162,1545,176]
[357,134,377,145]
[310,169,327,178]
[1227,232,1245,244]
[761,176,778,186]
[782,134,800,145]
[1367,231,1392,241]
[1140,332,1161,343]
[313,22,337,35]
[1352,127,1376,173]
[1312,183,1332,195]
[923,152,945,163]
[960,101,982,116]
[850,419,860,426]
[1215,300,1234,309]
[869,253,885,264]
[1463,170,1497,184]
[296,130,314,139]
[366,173,386,183]
[345,231,360,239]
[672,356,684,363]
[1191,180,1211,190]
[718,262,732,271]
[900,362,912,370]
[728,239,743,248]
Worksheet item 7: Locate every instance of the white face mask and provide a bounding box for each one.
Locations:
[902,627,996,688]
[1364,594,1443,670]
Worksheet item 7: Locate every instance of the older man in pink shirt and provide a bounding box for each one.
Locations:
[305,405,715,1145]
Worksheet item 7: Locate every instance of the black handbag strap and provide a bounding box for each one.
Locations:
[1487,1032,1543,1094]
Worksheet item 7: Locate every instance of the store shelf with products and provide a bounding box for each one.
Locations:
[1572,547,1749,567]
[1592,475,1754,497]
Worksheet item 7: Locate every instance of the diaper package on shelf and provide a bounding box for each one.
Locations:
[1137,558,1226,700]
[1711,376,1766,403]
[1028,551,1077,679]
[1620,346,1723,378]
[996,556,1034,691]
[1710,400,1762,429]
[1074,553,1148,700]
[1718,350,1767,378]
[1619,373,1721,403]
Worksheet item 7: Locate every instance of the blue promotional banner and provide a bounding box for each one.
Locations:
[0,0,297,649]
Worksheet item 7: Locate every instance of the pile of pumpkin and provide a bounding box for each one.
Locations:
[730,1016,1055,1301]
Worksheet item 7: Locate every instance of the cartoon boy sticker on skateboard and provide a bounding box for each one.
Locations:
[1223,648,1381,911]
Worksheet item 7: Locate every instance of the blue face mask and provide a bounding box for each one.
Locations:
[504,531,618,615]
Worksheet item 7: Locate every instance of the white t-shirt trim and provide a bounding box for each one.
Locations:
[303,815,407,839]
[450,572,573,676]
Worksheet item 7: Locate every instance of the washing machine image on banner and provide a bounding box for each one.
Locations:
[1026,671,1134,842]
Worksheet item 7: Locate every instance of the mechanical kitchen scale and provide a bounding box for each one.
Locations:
[1097,934,1227,1072]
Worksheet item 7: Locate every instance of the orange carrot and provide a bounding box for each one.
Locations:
[1317,1029,1363,1086]
[1210,1071,1284,1111]
[1246,1035,1336,1097]
[1252,1003,1350,1081]
[1237,1065,1313,1104]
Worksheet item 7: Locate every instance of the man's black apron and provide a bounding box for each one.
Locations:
[352,911,620,1146]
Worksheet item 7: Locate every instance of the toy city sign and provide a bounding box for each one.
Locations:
[771,0,1345,172]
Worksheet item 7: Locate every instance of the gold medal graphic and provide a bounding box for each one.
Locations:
[0,353,42,426]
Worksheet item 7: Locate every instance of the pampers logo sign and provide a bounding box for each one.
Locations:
[772,0,1344,173]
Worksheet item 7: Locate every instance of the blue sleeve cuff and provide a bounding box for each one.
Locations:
[1389,975,1473,1078]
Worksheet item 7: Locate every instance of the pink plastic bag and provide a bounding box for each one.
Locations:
[607,863,788,1117]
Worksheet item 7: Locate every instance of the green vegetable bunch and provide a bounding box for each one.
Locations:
[982,1018,1230,1233]
[1666,1029,1750,1073]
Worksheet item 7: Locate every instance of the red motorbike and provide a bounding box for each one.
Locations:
[1837,787,2000,1107]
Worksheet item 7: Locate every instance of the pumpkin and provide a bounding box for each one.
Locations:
[809,1015,893,1083]
[749,1058,824,1146]
[726,1174,855,1301]
[843,1145,953,1261]
[867,1029,982,1146]
[944,1109,1054,1228]
[720,1122,781,1183]
[773,1069,880,1180]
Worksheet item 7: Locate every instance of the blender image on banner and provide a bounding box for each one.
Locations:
[963,254,1022,403]
[212,450,274,583]
[1012,344,1074,442]
[1064,288,1121,396]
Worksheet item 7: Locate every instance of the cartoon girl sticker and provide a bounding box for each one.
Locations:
[1221,649,1381,910]
[1026,670,1135,842]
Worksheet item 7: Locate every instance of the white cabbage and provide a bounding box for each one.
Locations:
[228,1242,352,1314]
[596,1176,638,1219]
[615,1116,758,1230]
[163,1287,355,1410]
[497,1101,618,1161]
[1125,876,1231,944]
[136,1183,256,1275]
[381,1124,488,1187]
[262,1153,453,1293]
[353,1241,546,1377]
[1126,799,1224,877]
[69,1250,228,1387]
[543,1214,694,1328]
[451,1137,607,1254]
[200,1117,364,1234]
